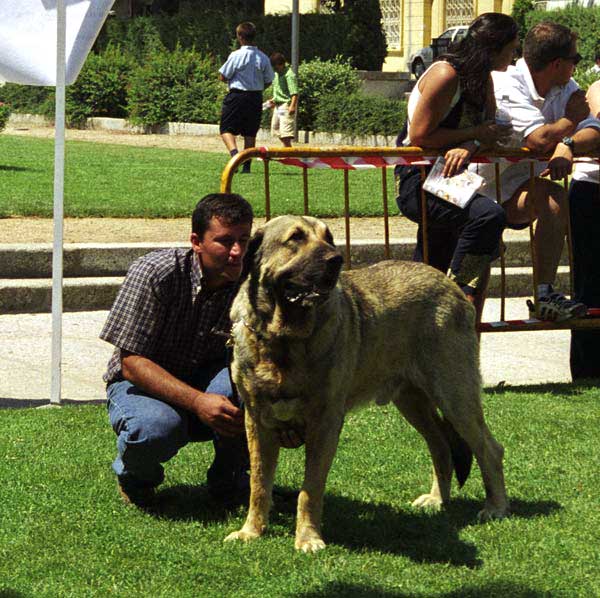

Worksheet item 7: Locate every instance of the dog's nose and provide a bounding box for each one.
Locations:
[326,254,344,270]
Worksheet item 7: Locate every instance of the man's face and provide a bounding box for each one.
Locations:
[191,216,252,289]
[273,62,286,74]
[554,42,579,86]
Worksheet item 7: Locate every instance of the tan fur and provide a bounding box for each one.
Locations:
[224,215,508,552]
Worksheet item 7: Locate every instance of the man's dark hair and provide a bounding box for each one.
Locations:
[270,52,286,67]
[523,21,577,73]
[236,21,256,43]
[192,193,253,238]
[595,51,600,63]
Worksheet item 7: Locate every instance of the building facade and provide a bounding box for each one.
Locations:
[265,0,515,71]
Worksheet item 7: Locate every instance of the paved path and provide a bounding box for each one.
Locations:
[0,299,570,406]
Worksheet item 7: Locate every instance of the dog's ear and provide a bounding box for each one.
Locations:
[324,226,336,248]
[240,228,264,282]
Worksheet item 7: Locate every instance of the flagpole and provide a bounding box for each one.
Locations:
[50,0,66,405]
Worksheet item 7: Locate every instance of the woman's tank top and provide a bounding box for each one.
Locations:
[397,62,464,147]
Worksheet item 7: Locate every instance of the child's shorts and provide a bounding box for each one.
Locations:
[220,90,262,137]
[271,103,295,139]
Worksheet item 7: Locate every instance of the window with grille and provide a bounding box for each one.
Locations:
[446,0,473,27]
[380,0,402,51]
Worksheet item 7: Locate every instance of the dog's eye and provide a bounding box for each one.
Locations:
[286,229,306,243]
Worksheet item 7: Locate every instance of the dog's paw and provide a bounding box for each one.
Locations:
[295,536,327,553]
[224,528,261,543]
[477,504,509,523]
[411,493,443,511]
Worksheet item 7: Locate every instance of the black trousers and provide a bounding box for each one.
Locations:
[395,165,506,292]
[569,179,600,379]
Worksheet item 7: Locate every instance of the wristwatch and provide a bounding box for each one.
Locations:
[561,136,575,151]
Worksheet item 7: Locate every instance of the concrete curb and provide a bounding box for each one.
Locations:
[0,238,566,279]
[9,113,400,147]
[0,238,571,313]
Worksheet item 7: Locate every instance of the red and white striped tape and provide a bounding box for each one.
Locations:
[256,149,600,170]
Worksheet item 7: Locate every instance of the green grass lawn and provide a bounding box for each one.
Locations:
[0,135,389,219]
[1,384,599,597]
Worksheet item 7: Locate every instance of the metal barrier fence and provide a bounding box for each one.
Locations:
[220,146,600,333]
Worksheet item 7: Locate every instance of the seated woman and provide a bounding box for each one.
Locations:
[395,12,519,323]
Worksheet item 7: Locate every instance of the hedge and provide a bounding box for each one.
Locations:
[294,57,361,131]
[127,47,225,127]
[525,6,600,72]
[314,93,406,137]
[0,102,11,132]
[1,55,402,134]
[66,46,135,126]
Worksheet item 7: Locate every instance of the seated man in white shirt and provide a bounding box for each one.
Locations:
[471,21,600,321]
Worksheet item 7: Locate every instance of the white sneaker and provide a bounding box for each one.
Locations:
[527,292,587,322]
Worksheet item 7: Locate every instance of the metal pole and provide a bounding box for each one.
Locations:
[50,0,66,405]
[291,0,299,74]
[291,0,299,141]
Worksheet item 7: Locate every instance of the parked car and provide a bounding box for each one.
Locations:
[407,26,468,79]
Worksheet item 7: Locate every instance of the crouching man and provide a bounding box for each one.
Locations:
[100,193,253,508]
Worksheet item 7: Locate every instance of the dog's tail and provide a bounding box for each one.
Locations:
[440,417,473,488]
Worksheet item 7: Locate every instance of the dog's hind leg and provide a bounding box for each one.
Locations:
[392,386,453,511]
[225,412,280,543]
[437,388,509,521]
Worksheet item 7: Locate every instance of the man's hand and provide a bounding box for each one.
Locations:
[473,120,512,146]
[565,90,589,125]
[193,392,245,437]
[541,143,573,180]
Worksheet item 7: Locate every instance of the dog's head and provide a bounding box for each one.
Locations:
[241,216,344,318]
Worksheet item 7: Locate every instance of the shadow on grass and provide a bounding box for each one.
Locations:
[485,379,600,397]
[320,495,559,567]
[148,486,560,567]
[0,590,26,598]
[0,165,33,172]
[293,580,555,598]
[147,483,297,524]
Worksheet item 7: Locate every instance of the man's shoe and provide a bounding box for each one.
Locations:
[207,436,250,506]
[527,292,587,322]
[117,481,156,508]
[207,464,250,506]
[240,162,251,174]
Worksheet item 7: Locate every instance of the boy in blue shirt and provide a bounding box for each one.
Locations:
[219,22,274,174]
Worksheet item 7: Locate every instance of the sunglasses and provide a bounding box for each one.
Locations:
[558,52,582,66]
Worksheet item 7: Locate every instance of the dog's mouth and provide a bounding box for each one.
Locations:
[277,251,343,307]
[283,283,331,306]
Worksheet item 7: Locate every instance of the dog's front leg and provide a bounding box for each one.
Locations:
[295,413,343,553]
[225,408,280,543]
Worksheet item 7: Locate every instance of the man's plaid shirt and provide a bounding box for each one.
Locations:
[100,248,238,385]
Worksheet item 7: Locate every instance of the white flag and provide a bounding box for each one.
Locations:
[0,0,115,86]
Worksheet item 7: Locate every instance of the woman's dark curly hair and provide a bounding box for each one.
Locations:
[439,13,518,110]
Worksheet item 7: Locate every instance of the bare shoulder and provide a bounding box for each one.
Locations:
[419,61,459,94]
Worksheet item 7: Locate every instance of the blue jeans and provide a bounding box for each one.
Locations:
[395,165,506,295]
[107,365,240,491]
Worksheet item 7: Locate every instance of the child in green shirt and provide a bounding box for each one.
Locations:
[267,53,299,147]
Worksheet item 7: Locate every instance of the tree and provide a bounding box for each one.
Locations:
[511,0,535,41]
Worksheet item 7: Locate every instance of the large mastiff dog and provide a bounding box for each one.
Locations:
[225,215,508,552]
